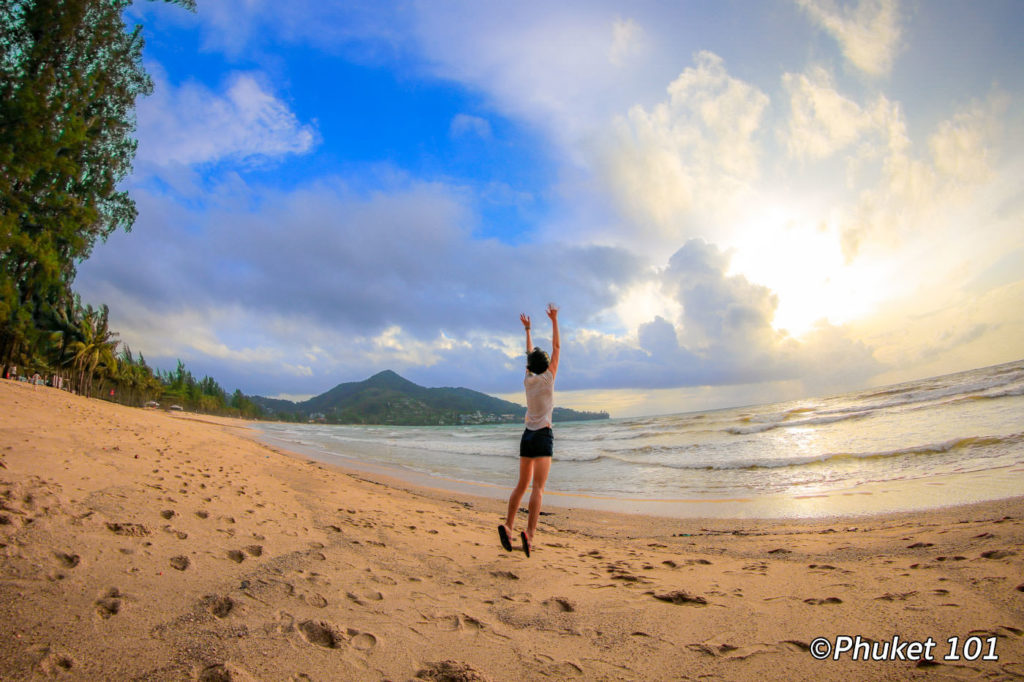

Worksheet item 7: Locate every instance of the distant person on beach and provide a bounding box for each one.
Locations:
[499,303,560,557]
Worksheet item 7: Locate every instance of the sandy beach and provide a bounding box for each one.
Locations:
[1,379,1022,681]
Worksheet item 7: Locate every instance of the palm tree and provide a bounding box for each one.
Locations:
[113,346,161,406]
[43,294,85,388]
[66,304,119,396]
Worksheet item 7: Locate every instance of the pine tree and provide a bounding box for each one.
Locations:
[0,0,194,372]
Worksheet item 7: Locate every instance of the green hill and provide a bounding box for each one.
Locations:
[252,370,610,425]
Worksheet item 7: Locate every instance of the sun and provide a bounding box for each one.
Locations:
[728,209,887,339]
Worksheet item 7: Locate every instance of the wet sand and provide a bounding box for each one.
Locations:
[1,379,1022,680]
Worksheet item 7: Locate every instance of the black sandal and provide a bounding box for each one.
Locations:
[498,525,512,551]
[521,531,531,558]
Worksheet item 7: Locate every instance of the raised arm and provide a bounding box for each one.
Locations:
[520,313,532,355]
[547,303,560,378]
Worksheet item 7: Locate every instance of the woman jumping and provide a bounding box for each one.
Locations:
[499,303,560,557]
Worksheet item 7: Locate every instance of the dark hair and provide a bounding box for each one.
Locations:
[526,347,550,374]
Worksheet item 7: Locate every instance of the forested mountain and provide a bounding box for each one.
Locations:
[252,370,610,425]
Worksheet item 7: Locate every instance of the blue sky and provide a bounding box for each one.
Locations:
[76,0,1024,417]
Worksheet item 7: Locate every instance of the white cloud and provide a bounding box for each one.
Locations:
[449,113,492,139]
[796,0,903,76]
[782,66,892,160]
[408,1,666,153]
[609,17,645,67]
[561,239,883,392]
[601,51,769,240]
[139,0,406,61]
[137,70,317,168]
[838,93,1005,258]
[928,96,1005,185]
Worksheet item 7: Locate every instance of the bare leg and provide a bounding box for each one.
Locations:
[524,456,552,543]
[504,457,534,533]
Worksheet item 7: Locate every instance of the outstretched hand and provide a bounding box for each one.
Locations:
[520,313,531,328]
[546,303,559,320]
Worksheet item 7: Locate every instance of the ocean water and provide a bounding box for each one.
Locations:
[255,359,1024,518]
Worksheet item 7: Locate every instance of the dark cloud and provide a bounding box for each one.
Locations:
[76,176,646,392]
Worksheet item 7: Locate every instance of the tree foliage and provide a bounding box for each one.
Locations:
[0,0,261,419]
[0,0,192,371]
[6,292,262,418]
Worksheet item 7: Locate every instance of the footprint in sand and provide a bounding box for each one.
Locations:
[610,570,649,584]
[345,590,383,606]
[95,588,123,619]
[303,593,329,608]
[226,550,245,564]
[160,509,175,520]
[543,597,575,613]
[297,620,344,648]
[425,611,487,633]
[197,662,257,681]
[349,630,378,651]
[875,591,917,601]
[653,590,707,606]
[170,555,190,571]
[686,642,742,657]
[542,660,583,677]
[204,595,235,618]
[54,551,80,568]
[106,522,149,536]
[244,545,263,557]
[980,549,1016,560]
[416,660,489,681]
[804,597,843,605]
[432,614,462,632]
[39,650,75,675]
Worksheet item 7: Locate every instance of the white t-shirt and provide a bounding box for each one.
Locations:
[524,370,555,430]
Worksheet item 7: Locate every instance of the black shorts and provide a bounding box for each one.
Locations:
[520,427,553,458]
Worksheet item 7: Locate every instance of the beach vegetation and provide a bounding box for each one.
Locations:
[0,0,259,419]
[0,0,193,383]
[5,289,259,417]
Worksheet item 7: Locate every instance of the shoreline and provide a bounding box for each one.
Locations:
[262,433,1024,539]
[2,380,1022,680]
[253,427,1024,521]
